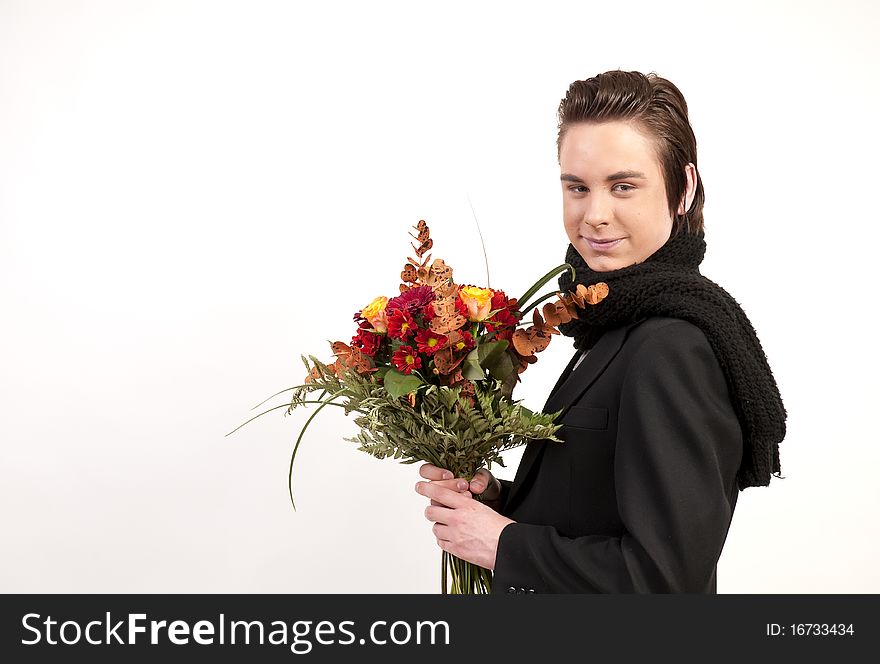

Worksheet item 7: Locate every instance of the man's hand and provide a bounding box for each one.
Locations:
[418,463,504,510]
[415,468,515,570]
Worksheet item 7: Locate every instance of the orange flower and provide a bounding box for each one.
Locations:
[361,296,389,333]
[458,285,494,322]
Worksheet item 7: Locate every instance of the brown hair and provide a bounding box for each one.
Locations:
[556,70,705,236]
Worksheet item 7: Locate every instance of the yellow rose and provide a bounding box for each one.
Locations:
[458,286,494,322]
[361,296,389,333]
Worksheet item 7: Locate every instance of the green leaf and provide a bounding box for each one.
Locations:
[501,369,519,400]
[462,355,485,381]
[487,350,514,381]
[383,368,423,400]
[461,340,509,381]
[478,339,509,367]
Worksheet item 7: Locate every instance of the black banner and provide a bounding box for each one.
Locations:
[0,594,873,662]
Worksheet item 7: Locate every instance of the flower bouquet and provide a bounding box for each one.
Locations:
[227,219,608,593]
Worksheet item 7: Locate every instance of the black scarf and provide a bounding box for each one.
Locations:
[557,228,786,491]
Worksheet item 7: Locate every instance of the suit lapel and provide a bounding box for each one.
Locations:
[503,318,646,512]
[546,347,585,402]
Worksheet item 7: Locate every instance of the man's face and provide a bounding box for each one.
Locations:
[560,121,674,272]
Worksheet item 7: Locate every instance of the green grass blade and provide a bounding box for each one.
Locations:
[225,400,345,438]
[466,192,490,289]
[516,263,575,312]
[287,391,346,511]
[250,384,323,411]
[517,290,565,318]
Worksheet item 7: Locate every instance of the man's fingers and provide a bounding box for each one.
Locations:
[428,488,472,506]
[469,468,491,493]
[419,463,454,481]
[416,481,471,508]
[432,522,451,540]
[433,479,471,492]
[424,503,456,524]
[470,468,501,501]
[414,478,471,499]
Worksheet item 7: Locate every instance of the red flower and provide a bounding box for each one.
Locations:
[386,286,434,317]
[449,330,475,353]
[392,346,422,375]
[415,329,447,356]
[492,327,514,344]
[386,309,417,340]
[351,328,382,357]
[483,289,519,332]
[490,290,508,310]
[422,302,436,322]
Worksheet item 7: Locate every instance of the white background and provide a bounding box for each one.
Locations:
[2,0,878,593]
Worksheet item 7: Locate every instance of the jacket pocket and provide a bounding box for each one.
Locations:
[561,405,609,431]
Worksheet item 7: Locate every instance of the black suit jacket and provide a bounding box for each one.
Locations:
[491,316,743,594]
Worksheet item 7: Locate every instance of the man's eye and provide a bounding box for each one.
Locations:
[569,184,633,193]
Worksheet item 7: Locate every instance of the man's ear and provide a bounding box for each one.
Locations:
[678,162,697,214]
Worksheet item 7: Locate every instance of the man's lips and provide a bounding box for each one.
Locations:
[581,236,624,251]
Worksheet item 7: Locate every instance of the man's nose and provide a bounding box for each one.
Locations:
[582,195,611,227]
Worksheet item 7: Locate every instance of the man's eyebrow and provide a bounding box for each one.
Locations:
[560,170,648,183]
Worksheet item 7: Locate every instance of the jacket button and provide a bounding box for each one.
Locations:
[528,589,536,593]
[507,586,517,594]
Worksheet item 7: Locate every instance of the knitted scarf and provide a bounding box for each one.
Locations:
[557,228,786,491]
